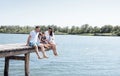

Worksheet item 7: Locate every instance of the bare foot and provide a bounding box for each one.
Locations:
[54,53,58,56]
[43,56,49,58]
[38,56,42,59]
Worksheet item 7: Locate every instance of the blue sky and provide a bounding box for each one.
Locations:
[0,0,120,27]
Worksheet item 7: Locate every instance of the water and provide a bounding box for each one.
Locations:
[0,34,120,76]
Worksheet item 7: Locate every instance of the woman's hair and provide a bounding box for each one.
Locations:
[48,27,53,36]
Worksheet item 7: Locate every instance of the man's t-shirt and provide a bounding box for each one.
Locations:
[30,30,39,43]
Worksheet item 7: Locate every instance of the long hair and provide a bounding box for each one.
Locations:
[49,27,53,36]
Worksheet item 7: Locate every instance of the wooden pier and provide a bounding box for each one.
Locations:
[0,43,49,76]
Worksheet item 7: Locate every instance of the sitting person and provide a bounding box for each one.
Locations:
[45,27,58,56]
[38,32,50,49]
[26,26,48,59]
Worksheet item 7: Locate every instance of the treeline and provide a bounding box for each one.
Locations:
[0,24,120,36]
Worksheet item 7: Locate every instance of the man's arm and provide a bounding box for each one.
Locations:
[26,35,31,46]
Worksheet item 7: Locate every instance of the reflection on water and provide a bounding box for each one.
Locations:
[0,34,120,76]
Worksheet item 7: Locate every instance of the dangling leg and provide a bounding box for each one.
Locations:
[51,44,58,56]
[34,45,41,59]
[39,44,48,58]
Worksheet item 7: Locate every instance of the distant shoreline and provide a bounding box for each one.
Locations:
[0,33,119,37]
[1,25,120,36]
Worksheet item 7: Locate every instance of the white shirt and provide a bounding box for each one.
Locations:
[30,30,39,43]
[45,31,55,44]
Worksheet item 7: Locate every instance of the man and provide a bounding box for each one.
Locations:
[26,26,48,59]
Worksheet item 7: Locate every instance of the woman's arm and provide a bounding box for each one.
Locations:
[52,33,55,40]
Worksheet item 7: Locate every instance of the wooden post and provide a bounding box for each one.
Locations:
[25,53,30,76]
[4,57,9,76]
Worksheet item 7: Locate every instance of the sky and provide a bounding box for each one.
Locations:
[0,0,120,27]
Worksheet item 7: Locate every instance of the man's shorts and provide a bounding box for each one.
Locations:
[29,42,40,47]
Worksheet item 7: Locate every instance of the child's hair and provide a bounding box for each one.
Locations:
[39,32,42,36]
[42,32,45,34]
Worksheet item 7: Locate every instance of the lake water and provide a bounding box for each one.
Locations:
[0,34,120,76]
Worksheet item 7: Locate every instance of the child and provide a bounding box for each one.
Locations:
[39,32,51,49]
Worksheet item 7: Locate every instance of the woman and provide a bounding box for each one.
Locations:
[45,27,58,56]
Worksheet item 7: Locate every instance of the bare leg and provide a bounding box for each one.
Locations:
[34,45,41,59]
[39,44,48,58]
[44,44,51,49]
[51,44,58,56]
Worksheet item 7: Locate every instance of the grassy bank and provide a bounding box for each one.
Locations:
[79,33,118,36]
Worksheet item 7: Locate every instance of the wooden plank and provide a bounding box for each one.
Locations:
[0,43,32,52]
[25,53,30,76]
[0,43,51,58]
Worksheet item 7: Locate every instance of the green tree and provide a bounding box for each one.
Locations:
[93,26,100,33]
[100,25,113,33]
[80,24,89,33]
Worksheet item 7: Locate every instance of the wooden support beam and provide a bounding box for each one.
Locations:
[0,49,32,58]
[25,53,30,76]
[7,56,25,61]
[4,57,9,76]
